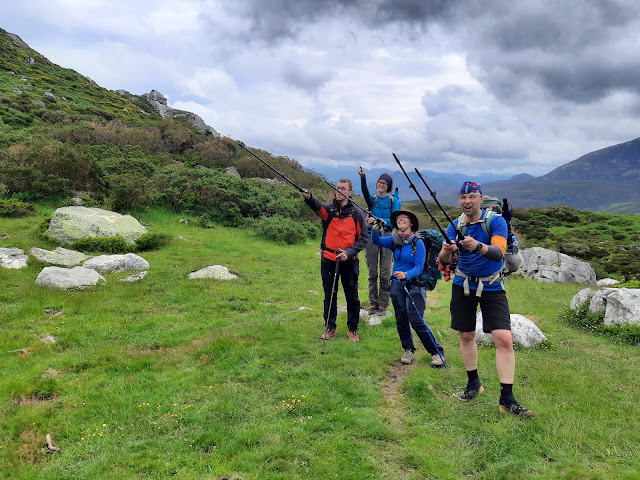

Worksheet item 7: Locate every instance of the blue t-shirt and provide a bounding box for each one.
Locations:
[372,230,425,282]
[445,210,507,292]
[368,194,401,225]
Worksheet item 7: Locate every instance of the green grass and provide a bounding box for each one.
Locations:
[1,207,639,479]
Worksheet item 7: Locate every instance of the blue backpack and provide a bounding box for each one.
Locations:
[408,229,445,290]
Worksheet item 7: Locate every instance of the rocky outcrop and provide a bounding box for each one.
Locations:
[35,266,106,289]
[144,90,220,136]
[475,313,547,348]
[571,287,640,326]
[30,247,90,267]
[83,253,149,273]
[0,247,28,269]
[46,207,147,245]
[520,247,596,285]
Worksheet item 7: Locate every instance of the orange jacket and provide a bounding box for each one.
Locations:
[305,194,368,261]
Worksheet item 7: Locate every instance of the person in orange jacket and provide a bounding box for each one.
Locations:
[301,179,368,342]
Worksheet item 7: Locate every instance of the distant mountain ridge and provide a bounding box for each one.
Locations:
[312,138,640,213]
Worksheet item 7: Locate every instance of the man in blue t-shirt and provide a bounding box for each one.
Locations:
[358,167,401,315]
[439,181,533,418]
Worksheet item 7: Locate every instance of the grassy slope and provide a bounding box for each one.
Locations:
[1,208,639,480]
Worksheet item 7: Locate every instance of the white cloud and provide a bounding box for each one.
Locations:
[3,0,640,177]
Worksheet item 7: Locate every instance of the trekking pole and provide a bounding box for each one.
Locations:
[414,168,465,241]
[237,141,305,192]
[322,254,342,355]
[320,178,383,223]
[401,282,447,368]
[391,153,451,243]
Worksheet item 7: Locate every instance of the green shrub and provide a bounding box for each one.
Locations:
[134,233,171,251]
[0,198,35,217]
[70,236,129,253]
[250,215,320,244]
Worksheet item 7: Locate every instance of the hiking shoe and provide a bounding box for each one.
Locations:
[377,306,388,316]
[431,354,445,368]
[459,384,485,402]
[400,349,414,365]
[348,330,360,342]
[499,402,533,418]
[367,306,378,315]
[321,328,336,340]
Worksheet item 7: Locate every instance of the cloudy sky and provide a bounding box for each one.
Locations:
[4,0,640,176]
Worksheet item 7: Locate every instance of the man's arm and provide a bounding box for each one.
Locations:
[301,190,328,221]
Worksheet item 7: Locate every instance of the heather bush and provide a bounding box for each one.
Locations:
[0,198,35,217]
[249,215,320,244]
[134,232,171,251]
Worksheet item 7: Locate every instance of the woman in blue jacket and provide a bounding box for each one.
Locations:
[372,210,446,367]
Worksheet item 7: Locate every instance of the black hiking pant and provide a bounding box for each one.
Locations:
[320,256,361,332]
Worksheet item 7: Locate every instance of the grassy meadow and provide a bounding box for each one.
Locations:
[1,207,639,480]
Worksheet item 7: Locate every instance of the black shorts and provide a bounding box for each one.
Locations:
[450,284,511,333]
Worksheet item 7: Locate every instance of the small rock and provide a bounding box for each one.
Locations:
[120,271,148,282]
[40,334,56,344]
[188,265,237,280]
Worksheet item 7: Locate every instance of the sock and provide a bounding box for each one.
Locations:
[466,369,481,390]
[500,383,516,404]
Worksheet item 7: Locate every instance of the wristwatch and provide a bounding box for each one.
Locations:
[475,242,483,252]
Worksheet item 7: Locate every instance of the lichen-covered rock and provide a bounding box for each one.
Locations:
[570,288,596,309]
[83,253,149,273]
[35,266,106,289]
[520,247,596,285]
[475,313,547,348]
[30,247,90,267]
[603,289,640,326]
[0,247,28,269]
[46,207,147,245]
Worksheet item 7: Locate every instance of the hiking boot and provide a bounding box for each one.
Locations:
[348,330,360,342]
[431,354,445,368]
[321,328,336,340]
[377,306,388,316]
[459,384,485,402]
[367,306,377,315]
[400,349,414,365]
[499,402,533,418]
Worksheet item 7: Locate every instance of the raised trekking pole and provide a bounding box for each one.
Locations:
[320,178,382,223]
[401,282,447,368]
[414,168,464,242]
[391,153,451,243]
[237,141,305,192]
[321,253,342,355]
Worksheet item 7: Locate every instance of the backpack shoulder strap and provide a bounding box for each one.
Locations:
[459,210,495,239]
[457,212,467,236]
[481,210,495,238]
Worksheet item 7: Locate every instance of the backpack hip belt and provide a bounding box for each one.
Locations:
[454,267,504,297]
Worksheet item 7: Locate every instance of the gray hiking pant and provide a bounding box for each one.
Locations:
[365,228,393,308]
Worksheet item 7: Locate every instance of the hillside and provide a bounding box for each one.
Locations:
[0,27,337,231]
